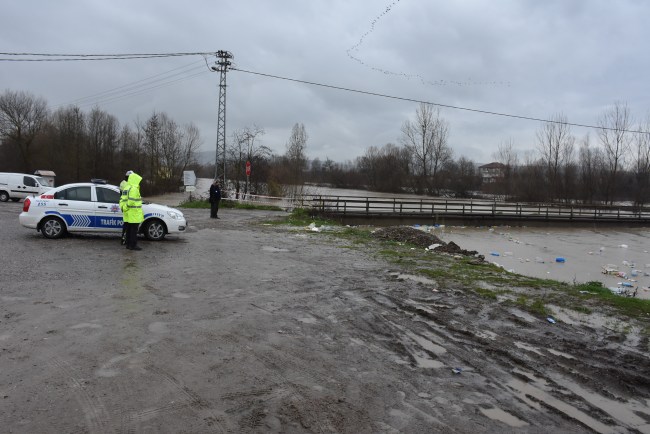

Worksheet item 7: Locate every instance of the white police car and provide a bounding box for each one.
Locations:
[19,180,186,241]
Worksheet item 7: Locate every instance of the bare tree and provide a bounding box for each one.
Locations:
[358,143,410,193]
[87,107,119,180]
[493,138,519,198]
[632,115,650,209]
[49,105,86,182]
[230,125,269,197]
[401,103,452,195]
[598,102,632,204]
[536,113,575,202]
[446,156,479,198]
[0,90,49,172]
[284,123,308,197]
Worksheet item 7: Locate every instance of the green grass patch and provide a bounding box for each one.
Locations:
[179,198,282,212]
[475,288,498,300]
[263,207,337,227]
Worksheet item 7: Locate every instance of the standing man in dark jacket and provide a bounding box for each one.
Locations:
[209,180,222,219]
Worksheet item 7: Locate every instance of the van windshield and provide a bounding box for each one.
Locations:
[35,176,48,186]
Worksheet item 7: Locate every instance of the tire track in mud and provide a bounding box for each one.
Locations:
[139,363,227,433]
[46,356,114,433]
[368,279,650,433]
[242,339,377,433]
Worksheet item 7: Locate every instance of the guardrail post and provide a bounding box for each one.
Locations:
[366,198,369,215]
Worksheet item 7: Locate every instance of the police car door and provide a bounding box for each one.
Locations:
[94,186,123,231]
[52,186,95,231]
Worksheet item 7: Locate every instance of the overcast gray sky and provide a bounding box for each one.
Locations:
[2,0,649,164]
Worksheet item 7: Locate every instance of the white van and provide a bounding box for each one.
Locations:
[0,172,52,202]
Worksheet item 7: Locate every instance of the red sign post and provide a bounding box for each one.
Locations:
[245,161,251,176]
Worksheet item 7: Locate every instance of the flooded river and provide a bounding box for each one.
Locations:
[433,225,650,299]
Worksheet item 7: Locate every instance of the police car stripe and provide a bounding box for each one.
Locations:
[70,215,92,227]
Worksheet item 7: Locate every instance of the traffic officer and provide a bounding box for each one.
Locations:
[120,171,144,251]
[119,170,133,245]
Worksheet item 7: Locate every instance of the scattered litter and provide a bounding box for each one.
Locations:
[620,282,634,288]
[535,257,545,263]
[452,368,462,375]
[619,244,628,248]
[503,251,513,257]
[427,243,442,250]
[602,265,617,274]
[555,257,566,263]
[490,252,500,257]
[546,316,556,324]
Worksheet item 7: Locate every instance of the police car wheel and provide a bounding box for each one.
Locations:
[41,217,66,239]
[144,219,166,241]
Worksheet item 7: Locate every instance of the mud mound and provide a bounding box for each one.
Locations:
[371,226,479,257]
[371,226,443,248]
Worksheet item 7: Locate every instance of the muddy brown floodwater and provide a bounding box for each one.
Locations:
[1,200,649,433]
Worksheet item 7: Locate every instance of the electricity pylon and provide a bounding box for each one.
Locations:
[210,50,233,185]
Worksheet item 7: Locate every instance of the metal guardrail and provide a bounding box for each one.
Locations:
[304,195,650,223]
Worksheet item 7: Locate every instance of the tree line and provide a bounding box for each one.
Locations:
[2,89,649,206]
[0,90,201,194]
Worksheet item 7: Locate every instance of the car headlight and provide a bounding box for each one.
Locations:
[167,210,184,220]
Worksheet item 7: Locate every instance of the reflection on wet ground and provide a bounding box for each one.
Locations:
[430,225,650,299]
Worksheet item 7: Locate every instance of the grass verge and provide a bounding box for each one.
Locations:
[179,198,283,212]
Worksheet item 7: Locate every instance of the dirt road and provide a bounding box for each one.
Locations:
[1,201,649,433]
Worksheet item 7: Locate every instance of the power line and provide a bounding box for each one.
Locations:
[231,67,649,135]
[53,61,207,109]
[0,52,216,61]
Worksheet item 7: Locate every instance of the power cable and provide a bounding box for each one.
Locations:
[231,67,649,135]
[0,51,216,61]
[53,61,206,108]
[71,70,208,109]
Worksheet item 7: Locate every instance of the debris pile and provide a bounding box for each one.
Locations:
[371,226,480,257]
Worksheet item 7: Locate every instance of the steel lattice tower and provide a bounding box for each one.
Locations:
[211,50,233,184]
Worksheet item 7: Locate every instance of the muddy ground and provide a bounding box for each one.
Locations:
[1,200,649,433]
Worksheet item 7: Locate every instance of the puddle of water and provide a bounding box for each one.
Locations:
[262,246,289,253]
[1,296,27,301]
[404,330,447,355]
[413,354,444,369]
[70,323,103,329]
[148,322,168,333]
[548,372,650,433]
[546,348,575,359]
[507,376,618,434]
[514,341,543,355]
[510,308,537,323]
[474,330,497,341]
[479,407,529,428]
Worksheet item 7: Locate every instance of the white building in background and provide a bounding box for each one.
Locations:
[478,162,505,185]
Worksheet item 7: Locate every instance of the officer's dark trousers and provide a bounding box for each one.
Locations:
[210,200,220,218]
[126,223,139,248]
